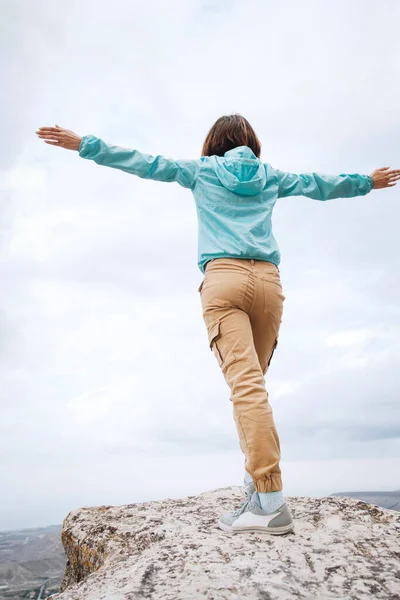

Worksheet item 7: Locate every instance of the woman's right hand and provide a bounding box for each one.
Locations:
[370,167,400,189]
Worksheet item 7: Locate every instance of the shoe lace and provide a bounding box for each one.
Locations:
[231,494,257,518]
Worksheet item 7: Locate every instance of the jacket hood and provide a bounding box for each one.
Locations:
[210,146,266,196]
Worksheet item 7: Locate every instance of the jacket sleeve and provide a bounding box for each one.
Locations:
[275,168,373,200]
[78,135,200,190]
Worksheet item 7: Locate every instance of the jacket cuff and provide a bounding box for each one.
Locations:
[359,174,373,195]
[78,135,99,158]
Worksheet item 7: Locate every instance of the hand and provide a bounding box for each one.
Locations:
[370,167,400,189]
[35,124,82,151]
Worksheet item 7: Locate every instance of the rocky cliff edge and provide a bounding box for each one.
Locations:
[50,486,400,600]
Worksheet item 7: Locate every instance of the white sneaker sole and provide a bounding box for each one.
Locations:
[218,520,294,535]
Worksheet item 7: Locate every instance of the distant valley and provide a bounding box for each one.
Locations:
[0,525,65,599]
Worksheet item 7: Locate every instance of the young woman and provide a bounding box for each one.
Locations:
[36,115,399,535]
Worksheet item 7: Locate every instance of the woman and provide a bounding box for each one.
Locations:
[36,115,399,535]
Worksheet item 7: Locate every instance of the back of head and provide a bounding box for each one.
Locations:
[201,114,262,158]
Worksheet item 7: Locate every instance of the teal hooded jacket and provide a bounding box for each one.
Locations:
[78,135,373,274]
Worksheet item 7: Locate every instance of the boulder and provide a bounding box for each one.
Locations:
[50,486,400,600]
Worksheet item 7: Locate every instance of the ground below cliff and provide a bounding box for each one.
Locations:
[50,486,400,600]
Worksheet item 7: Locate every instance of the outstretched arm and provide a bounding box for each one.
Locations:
[276,167,400,200]
[35,125,200,190]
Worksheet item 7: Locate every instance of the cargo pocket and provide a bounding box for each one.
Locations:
[263,338,278,374]
[208,320,223,367]
[207,320,236,372]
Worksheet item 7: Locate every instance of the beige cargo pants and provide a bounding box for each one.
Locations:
[198,258,285,493]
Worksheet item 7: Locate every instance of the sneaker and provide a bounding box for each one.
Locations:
[218,490,294,535]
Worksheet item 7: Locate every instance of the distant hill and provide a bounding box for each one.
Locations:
[329,490,400,511]
[0,524,66,600]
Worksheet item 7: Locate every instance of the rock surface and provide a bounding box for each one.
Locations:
[50,486,400,600]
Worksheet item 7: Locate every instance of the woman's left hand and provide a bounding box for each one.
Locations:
[35,124,82,151]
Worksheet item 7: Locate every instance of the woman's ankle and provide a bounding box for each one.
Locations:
[257,490,285,513]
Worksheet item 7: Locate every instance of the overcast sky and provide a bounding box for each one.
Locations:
[1,0,399,531]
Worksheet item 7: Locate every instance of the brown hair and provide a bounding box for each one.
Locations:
[201,113,261,158]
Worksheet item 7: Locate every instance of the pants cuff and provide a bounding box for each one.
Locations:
[252,472,282,493]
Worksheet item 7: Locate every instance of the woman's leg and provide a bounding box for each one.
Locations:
[248,261,285,497]
[199,258,283,493]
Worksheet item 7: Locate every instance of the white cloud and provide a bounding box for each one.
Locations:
[269,380,299,399]
[325,329,374,348]
[66,388,114,426]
